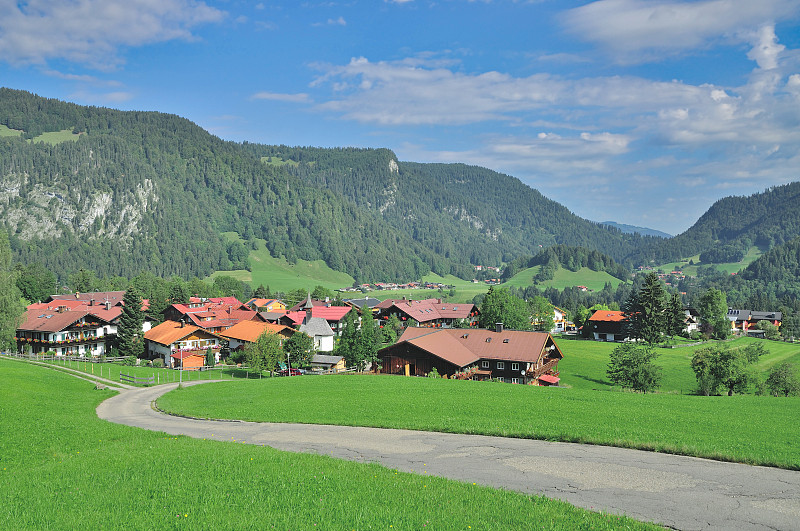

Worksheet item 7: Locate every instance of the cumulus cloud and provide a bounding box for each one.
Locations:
[0,0,225,69]
[562,0,800,63]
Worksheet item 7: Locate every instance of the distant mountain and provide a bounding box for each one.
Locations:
[627,182,800,265]
[599,221,671,239]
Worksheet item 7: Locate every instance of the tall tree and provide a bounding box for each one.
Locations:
[336,310,361,368]
[357,311,380,371]
[665,293,686,338]
[117,286,145,359]
[244,331,282,374]
[623,272,666,344]
[697,288,730,340]
[529,295,554,332]
[607,342,662,392]
[253,284,270,299]
[284,332,315,368]
[0,232,24,350]
[15,262,57,303]
[479,287,531,330]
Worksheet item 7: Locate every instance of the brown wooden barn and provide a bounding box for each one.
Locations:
[378,324,563,385]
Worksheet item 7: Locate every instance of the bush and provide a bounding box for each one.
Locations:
[607,343,662,393]
[152,358,164,368]
[122,356,137,366]
[428,367,440,378]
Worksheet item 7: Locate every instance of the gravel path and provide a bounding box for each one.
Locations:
[97,381,800,531]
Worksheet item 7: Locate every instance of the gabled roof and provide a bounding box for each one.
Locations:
[217,320,294,343]
[47,291,126,304]
[184,308,257,330]
[299,317,334,337]
[588,310,626,322]
[386,299,476,323]
[343,297,381,309]
[311,354,344,365]
[384,327,560,368]
[144,320,217,346]
[310,305,352,322]
[18,309,91,333]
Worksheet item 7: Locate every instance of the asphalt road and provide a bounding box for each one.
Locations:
[97,381,800,530]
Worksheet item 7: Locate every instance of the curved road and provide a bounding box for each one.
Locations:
[97,382,800,530]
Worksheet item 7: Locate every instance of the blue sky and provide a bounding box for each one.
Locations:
[2,0,800,235]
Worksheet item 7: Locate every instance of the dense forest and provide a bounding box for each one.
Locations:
[242,144,649,268]
[627,182,800,265]
[501,245,630,283]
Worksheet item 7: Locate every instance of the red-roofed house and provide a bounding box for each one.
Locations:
[378,324,563,385]
[162,297,256,333]
[587,310,628,341]
[15,308,118,357]
[217,320,295,351]
[244,298,287,313]
[279,306,353,333]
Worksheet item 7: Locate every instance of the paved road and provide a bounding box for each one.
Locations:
[97,382,800,531]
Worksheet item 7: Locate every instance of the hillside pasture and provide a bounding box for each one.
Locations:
[30,129,82,144]
[0,124,22,137]
[656,246,763,276]
[505,265,626,292]
[0,359,654,530]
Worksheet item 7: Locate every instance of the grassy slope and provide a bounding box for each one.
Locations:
[505,266,625,292]
[0,125,81,144]
[0,124,21,137]
[0,359,654,530]
[656,246,763,276]
[158,371,800,470]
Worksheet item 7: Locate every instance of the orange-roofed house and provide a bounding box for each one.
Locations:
[587,310,628,342]
[378,324,563,385]
[144,320,222,368]
[217,320,295,351]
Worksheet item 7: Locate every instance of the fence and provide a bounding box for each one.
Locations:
[120,373,155,385]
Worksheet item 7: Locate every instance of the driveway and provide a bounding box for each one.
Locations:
[97,382,800,530]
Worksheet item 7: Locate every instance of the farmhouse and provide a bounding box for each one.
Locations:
[310,354,346,372]
[727,309,782,332]
[378,324,563,385]
[244,298,287,313]
[217,320,295,351]
[144,320,221,367]
[375,298,479,328]
[587,310,627,341]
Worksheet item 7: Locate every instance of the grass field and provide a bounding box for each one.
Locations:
[158,369,800,470]
[655,246,763,276]
[0,359,656,530]
[504,266,625,292]
[0,124,21,137]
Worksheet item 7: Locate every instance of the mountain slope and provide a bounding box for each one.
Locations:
[629,182,800,265]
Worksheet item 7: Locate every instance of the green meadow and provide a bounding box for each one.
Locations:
[0,124,21,137]
[655,246,763,276]
[504,266,625,292]
[159,370,800,470]
[0,359,655,530]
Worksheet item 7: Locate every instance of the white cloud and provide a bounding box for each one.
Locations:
[746,24,785,70]
[251,92,312,103]
[0,0,225,69]
[562,0,800,63]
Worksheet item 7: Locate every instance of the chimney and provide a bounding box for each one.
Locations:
[496,323,503,333]
[180,318,185,328]
[105,302,111,310]
[89,299,94,306]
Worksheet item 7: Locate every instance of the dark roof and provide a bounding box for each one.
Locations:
[343,297,381,309]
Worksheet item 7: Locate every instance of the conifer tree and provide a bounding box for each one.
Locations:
[623,272,666,344]
[0,232,24,350]
[118,285,145,359]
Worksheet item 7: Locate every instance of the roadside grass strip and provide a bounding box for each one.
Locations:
[158,374,800,470]
[0,361,656,530]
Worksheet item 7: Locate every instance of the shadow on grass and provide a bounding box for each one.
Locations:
[573,374,612,387]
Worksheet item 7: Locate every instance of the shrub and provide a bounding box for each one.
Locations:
[428,367,440,378]
[607,343,662,393]
[122,356,137,366]
[152,358,164,368]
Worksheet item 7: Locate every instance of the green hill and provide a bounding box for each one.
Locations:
[505,265,625,292]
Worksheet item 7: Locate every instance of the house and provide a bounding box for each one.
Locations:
[17,292,152,356]
[217,320,295,351]
[375,298,479,328]
[310,354,346,372]
[162,297,257,334]
[15,308,118,357]
[378,324,563,385]
[727,309,782,332]
[144,320,221,367]
[342,297,381,314]
[279,304,353,334]
[244,298,287,313]
[299,317,335,352]
[587,310,627,341]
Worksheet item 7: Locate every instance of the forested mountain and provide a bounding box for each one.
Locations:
[629,182,800,265]
[242,145,647,266]
[501,245,630,282]
[0,89,444,282]
[0,88,646,284]
[599,221,671,239]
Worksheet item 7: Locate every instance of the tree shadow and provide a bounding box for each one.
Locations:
[573,374,612,386]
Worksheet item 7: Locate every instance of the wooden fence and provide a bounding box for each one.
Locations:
[119,373,155,385]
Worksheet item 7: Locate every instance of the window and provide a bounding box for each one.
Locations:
[511,363,519,371]
[497,361,505,370]
[512,378,519,384]
[497,377,504,383]
[481,360,489,368]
